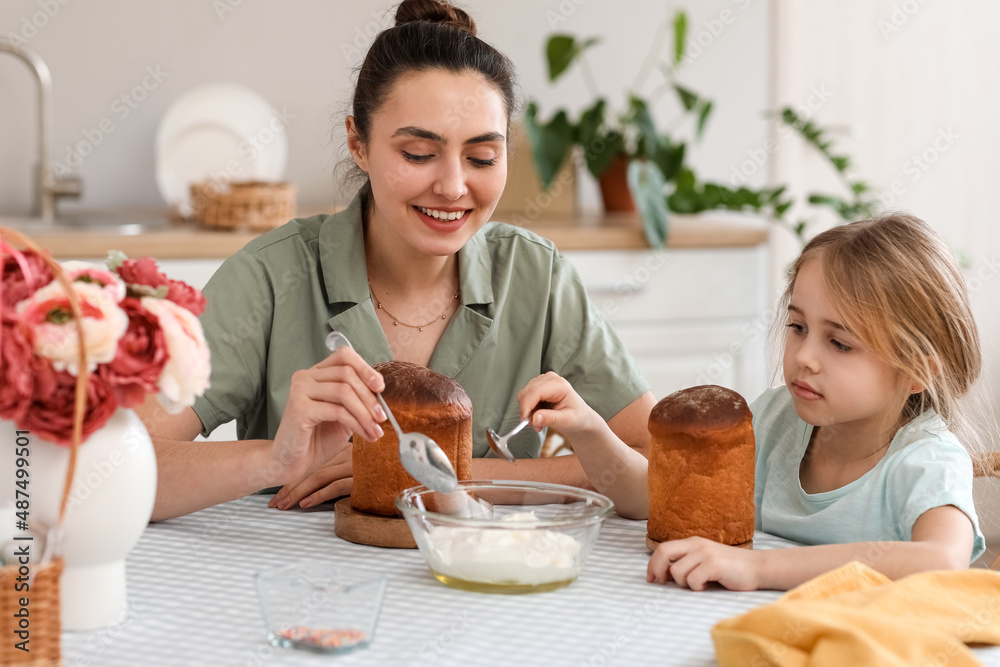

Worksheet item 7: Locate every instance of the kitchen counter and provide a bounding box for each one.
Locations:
[1,209,769,259]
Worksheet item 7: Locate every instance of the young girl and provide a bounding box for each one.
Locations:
[523,212,986,590]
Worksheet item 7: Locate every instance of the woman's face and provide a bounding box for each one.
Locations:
[348,68,508,258]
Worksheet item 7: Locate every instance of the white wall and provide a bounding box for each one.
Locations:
[770,0,1000,430]
[0,0,769,213]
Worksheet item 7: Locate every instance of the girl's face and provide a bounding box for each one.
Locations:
[782,258,910,430]
[348,68,508,258]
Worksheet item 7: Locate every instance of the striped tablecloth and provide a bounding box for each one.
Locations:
[61,495,1000,667]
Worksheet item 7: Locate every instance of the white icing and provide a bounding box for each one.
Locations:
[425,512,582,586]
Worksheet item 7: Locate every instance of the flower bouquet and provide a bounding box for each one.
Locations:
[0,245,211,444]
[0,229,212,646]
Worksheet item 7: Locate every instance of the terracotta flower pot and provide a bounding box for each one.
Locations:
[597,155,637,213]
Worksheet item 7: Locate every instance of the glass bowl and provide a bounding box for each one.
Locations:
[396,480,614,594]
[254,561,387,654]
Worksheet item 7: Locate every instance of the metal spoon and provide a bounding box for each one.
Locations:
[486,402,554,462]
[324,331,458,494]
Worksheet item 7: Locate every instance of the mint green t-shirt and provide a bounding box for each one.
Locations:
[191,192,649,459]
[751,387,986,562]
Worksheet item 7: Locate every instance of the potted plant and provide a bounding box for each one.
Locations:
[525,11,879,247]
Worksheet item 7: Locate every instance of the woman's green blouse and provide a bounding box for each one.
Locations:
[192,192,650,458]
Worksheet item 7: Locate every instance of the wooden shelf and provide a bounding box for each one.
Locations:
[2,209,768,259]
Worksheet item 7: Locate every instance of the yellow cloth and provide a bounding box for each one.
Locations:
[713,562,1000,667]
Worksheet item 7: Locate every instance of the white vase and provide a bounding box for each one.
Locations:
[1,409,157,631]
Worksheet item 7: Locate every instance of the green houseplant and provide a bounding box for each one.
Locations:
[525,11,879,247]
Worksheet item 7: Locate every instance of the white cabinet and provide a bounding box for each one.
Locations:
[564,246,771,403]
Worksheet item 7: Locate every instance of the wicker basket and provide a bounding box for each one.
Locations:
[190,180,296,231]
[1,228,87,667]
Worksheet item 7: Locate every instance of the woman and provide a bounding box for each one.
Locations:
[141,0,655,521]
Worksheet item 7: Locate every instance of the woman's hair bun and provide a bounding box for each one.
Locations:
[394,0,476,36]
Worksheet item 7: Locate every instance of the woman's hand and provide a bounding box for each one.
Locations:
[269,446,353,509]
[647,537,762,591]
[517,371,604,436]
[267,346,385,504]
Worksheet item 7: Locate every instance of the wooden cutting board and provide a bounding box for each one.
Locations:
[333,497,416,549]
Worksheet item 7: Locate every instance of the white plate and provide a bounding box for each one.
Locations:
[155,83,288,215]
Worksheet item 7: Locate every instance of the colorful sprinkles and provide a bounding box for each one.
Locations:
[278,626,368,649]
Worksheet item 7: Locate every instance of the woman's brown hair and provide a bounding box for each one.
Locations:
[351,0,518,148]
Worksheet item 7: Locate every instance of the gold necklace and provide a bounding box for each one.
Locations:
[368,280,460,332]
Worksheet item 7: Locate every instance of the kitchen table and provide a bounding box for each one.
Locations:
[62,495,1000,666]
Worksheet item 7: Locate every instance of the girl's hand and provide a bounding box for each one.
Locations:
[268,346,385,503]
[647,537,762,591]
[517,372,604,436]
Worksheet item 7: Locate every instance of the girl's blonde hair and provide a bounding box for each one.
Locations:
[781,212,982,432]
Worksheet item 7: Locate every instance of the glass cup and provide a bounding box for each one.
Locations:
[254,561,387,654]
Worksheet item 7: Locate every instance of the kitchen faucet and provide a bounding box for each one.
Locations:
[0,37,81,222]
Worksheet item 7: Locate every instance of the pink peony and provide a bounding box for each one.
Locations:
[61,260,126,305]
[99,297,169,408]
[115,256,205,315]
[2,247,53,313]
[116,256,169,290]
[18,281,129,375]
[0,320,39,422]
[140,297,210,413]
[21,363,118,446]
[166,279,206,315]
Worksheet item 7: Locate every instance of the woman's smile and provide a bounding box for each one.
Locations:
[414,205,471,232]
